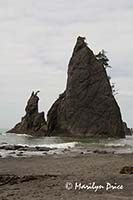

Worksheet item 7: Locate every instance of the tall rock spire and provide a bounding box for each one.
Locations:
[47,36,125,138]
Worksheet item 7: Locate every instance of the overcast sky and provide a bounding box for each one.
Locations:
[0,0,133,129]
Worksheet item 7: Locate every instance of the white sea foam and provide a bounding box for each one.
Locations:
[29,142,78,149]
[105,143,128,147]
[15,134,32,137]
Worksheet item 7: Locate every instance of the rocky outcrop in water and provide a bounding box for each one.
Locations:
[7,91,47,136]
[123,122,132,135]
[47,36,125,138]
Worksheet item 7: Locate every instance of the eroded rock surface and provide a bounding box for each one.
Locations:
[123,122,132,135]
[47,36,125,138]
[7,91,47,136]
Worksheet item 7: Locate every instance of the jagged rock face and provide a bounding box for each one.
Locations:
[7,92,47,136]
[47,36,125,138]
[123,122,132,135]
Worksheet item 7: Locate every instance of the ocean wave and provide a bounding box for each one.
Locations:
[30,142,78,149]
[5,133,32,137]
[14,134,32,137]
[0,142,78,149]
[105,143,129,148]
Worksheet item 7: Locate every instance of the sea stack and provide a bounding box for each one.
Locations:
[7,91,47,136]
[47,36,125,138]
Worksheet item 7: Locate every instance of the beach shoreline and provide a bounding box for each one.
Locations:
[0,152,133,200]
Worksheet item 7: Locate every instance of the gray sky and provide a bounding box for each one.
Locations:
[0,0,133,128]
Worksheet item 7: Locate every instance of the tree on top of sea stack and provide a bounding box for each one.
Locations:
[96,49,118,96]
[7,91,47,136]
[47,36,125,138]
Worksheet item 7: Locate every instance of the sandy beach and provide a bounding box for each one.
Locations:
[0,152,133,200]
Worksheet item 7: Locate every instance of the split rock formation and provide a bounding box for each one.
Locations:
[7,91,47,136]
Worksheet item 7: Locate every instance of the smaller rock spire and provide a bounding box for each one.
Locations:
[7,91,47,136]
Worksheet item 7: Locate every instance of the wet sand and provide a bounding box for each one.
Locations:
[0,153,133,200]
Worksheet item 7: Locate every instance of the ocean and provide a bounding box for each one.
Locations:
[0,128,133,158]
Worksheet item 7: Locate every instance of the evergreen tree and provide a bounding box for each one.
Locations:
[96,49,111,69]
[96,49,118,95]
